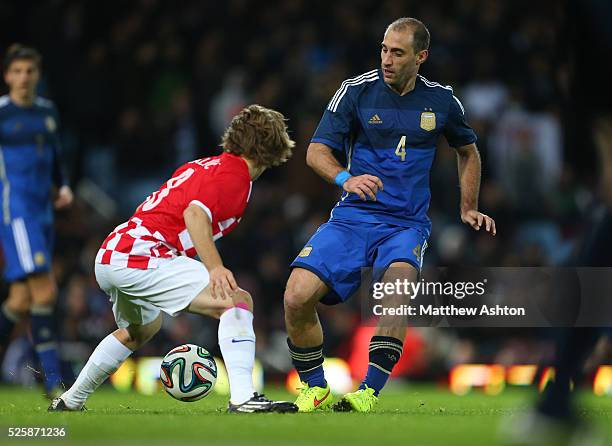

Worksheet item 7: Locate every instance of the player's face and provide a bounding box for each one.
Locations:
[4,59,40,97]
[381,29,427,91]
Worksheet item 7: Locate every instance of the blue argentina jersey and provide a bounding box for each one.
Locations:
[0,95,66,281]
[0,95,65,225]
[312,69,477,236]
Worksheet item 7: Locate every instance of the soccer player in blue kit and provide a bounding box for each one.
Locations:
[284,18,496,412]
[0,44,73,396]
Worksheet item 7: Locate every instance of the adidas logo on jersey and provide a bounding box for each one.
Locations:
[368,114,383,124]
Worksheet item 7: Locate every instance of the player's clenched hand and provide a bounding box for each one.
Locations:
[54,185,74,209]
[343,174,384,201]
[209,266,239,300]
[461,210,496,235]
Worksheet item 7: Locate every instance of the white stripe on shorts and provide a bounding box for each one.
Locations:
[12,218,35,273]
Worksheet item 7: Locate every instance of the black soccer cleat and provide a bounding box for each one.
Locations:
[227,393,298,413]
[48,397,86,412]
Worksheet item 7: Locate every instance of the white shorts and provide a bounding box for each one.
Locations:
[95,256,209,329]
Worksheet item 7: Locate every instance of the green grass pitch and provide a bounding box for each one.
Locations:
[0,385,610,446]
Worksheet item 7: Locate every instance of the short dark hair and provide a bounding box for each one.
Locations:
[3,44,41,72]
[386,17,430,53]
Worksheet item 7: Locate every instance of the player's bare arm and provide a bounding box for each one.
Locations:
[183,204,238,300]
[306,142,383,201]
[455,143,496,235]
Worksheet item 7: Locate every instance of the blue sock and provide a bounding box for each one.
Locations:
[0,304,19,343]
[30,304,62,391]
[287,339,327,388]
[359,336,403,396]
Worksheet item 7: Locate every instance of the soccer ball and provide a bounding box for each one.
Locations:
[160,344,217,402]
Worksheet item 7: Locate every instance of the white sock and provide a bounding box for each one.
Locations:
[218,307,256,404]
[62,333,133,409]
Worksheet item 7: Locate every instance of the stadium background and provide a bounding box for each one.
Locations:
[1,0,604,390]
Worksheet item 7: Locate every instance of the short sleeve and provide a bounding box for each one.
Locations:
[311,88,356,151]
[444,95,477,148]
[188,198,214,221]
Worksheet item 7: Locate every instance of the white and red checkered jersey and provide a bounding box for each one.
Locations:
[96,153,252,269]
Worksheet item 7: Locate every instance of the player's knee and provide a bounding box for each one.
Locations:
[31,293,56,307]
[284,283,311,313]
[208,289,253,320]
[28,275,58,306]
[284,268,326,312]
[5,287,31,315]
[232,289,253,312]
[2,302,26,322]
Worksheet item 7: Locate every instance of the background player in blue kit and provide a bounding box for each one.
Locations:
[284,17,496,412]
[0,44,73,397]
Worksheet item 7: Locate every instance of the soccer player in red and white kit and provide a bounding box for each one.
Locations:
[49,105,297,413]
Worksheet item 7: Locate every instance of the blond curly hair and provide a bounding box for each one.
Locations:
[221,105,295,168]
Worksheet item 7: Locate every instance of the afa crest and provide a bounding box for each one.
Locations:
[412,244,422,262]
[34,252,46,266]
[420,112,436,131]
[298,246,313,257]
[45,116,57,132]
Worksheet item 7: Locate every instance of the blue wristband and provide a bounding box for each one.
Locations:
[334,171,351,187]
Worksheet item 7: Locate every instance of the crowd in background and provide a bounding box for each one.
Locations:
[2,0,601,386]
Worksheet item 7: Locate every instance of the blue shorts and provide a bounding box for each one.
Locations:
[291,220,428,305]
[0,217,53,282]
